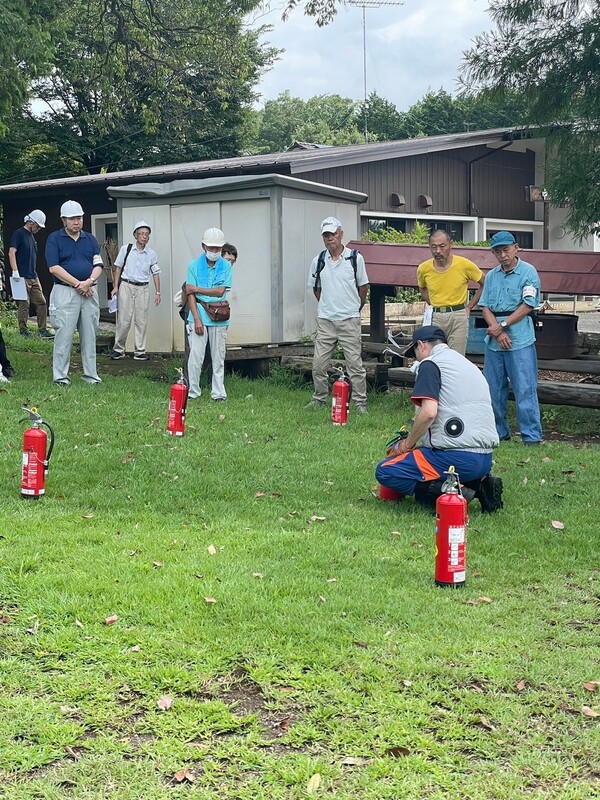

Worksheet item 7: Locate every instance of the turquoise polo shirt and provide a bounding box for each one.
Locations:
[186,254,232,328]
[479,258,540,351]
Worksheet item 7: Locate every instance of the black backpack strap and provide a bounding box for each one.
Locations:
[120,243,133,273]
[349,249,359,291]
[313,250,327,290]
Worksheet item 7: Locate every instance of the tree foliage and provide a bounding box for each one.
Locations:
[0,0,62,129]
[0,0,276,181]
[251,88,531,153]
[253,91,365,153]
[462,0,600,238]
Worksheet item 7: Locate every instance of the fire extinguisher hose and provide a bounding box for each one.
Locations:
[41,421,55,471]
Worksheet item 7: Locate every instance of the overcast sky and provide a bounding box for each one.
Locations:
[249,0,495,111]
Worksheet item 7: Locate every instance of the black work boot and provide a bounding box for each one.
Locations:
[475,476,504,513]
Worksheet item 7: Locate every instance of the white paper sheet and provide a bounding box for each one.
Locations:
[10,276,28,301]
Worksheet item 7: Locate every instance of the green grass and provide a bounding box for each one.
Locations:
[0,341,599,799]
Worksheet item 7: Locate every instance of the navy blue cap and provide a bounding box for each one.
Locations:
[403,325,447,358]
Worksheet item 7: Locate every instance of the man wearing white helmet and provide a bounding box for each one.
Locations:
[185,227,232,401]
[8,210,54,340]
[109,221,161,361]
[45,200,104,386]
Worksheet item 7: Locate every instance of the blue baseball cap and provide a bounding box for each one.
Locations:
[402,325,447,358]
[489,231,517,249]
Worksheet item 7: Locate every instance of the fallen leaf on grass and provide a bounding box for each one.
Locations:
[253,572,264,579]
[26,620,39,635]
[218,414,226,421]
[203,597,217,604]
[157,696,174,711]
[353,641,368,648]
[278,686,294,693]
[470,684,484,694]
[402,679,412,687]
[130,645,141,652]
[478,596,493,603]
[122,452,135,464]
[551,520,565,530]
[306,773,321,793]
[581,706,600,718]
[153,561,163,569]
[583,682,600,692]
[104,614,119,625]
[341,756,369,766]
[385,746,410,758]
[516,679,527,692]
[326,577,337,583]
[562,470,575,476]
[255,492,266,498]
[523,477,528,485]
[319,595,326,603]
[82,513,94,519]
[173,767,196,784]
[391,531,402,538]
[207,544,217,556]
[60,705,78,714]
[477,715,497,732]
[74,619,84,629]
[308,515,326,523]
[64,746,80,760]
[542,456,551,463]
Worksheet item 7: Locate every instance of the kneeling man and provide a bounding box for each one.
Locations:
[376,326,503,512]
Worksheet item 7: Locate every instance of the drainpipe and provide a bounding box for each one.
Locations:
[467,140,513,218]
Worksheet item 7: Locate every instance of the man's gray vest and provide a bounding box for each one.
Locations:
[421,344,499,453]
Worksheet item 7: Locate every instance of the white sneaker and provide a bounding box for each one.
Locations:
[0,373,9,383]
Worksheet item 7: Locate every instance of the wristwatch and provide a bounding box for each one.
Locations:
[500,320,508,329]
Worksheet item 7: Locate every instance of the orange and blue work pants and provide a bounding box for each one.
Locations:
[375,447,492,496]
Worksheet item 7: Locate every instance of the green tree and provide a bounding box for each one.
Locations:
[358,92,408,141]
[0,0,62,129]
[463,0,600,238]
[252,91,364,153]
[0,0,276,179]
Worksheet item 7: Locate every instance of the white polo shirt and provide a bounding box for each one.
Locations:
[115,243,160,284]
[308,246,368,321]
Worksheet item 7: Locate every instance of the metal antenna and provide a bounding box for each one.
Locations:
[348,0,404,143]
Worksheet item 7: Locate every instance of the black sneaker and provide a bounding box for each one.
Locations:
[133,353,150,361]
[476,476,503,513]
[3,366,16,378]
[39,329,55,339]
[20,330,31,338]
[109,351,126,360]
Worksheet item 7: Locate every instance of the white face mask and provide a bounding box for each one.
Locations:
[205,249,220,261]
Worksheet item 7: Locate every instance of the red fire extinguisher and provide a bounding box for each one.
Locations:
[435,467,468,588]
[20,407,55,499]
[167,369,188,437]
[331,368,352,426]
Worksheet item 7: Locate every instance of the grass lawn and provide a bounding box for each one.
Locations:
[1,336,599,799]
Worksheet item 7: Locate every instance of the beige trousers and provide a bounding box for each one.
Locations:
[114,282,150,356]
[431,309,469,356]
[312,317,367,405]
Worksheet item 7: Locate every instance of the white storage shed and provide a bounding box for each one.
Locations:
[107,174,367,353]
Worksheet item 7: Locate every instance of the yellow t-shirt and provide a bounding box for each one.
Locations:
[417,256,483,307]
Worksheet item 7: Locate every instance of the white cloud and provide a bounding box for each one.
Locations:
[252,0,494,110]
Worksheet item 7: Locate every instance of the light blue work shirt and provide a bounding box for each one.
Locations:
[479,258,540,351]
[186,254,232,328]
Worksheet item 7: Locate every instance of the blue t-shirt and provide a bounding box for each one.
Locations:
[9,227,38,278]
[186,254,232,328]
[45,228,101,283]
[479,258,540,352]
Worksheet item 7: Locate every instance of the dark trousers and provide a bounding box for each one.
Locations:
[0,329,13,371]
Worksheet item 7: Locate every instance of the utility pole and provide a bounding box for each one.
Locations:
[348,0,404,143]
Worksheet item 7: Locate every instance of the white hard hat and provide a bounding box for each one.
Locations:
[60,200,84,218]
[25,209,46,228]
[133,220,151,235]
[201,227,225,248]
